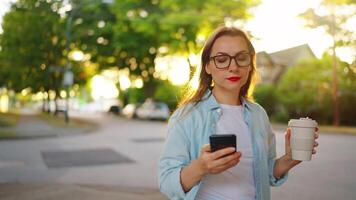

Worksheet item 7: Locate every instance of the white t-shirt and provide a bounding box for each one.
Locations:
[196,104,256,200]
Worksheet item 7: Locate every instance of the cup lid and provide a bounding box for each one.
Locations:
[288,117,318,128]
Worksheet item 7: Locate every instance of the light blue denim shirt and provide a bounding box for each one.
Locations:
[158,90,288,200]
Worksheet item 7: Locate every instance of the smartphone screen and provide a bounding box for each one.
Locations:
[209,134,236,152]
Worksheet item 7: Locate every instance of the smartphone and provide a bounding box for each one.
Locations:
[209,134,236,152]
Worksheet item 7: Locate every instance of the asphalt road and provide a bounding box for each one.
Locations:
[0,113,355,200]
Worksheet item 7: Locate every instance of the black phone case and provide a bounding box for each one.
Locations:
[209,134,236,152]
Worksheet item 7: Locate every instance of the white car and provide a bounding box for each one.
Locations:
[122,103,139,119]
[136,100,170,121]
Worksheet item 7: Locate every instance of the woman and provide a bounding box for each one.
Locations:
[158,26,319,200]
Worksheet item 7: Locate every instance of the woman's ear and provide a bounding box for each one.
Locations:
[205,65,211,75]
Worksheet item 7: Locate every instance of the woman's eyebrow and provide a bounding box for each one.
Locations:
[215,50,249,55]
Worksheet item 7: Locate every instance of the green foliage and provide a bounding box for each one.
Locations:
[272,111,289,123]
[154,80,183,110]
[275,54,356,125]
[110,0,259,96]
[0,0,65,92]
[124,88,145,105]
[0,113,18,127]
[69,0,116,70]
[254,84,277,116]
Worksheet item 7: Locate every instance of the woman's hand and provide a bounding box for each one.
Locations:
[197,144,242,176]
[284,127,319,166]
[180,144,240,192]
[274,127,319,179]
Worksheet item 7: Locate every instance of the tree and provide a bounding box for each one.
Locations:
[154,80,183,110]
[68,0,117,70]
[1,0,65,93]
[0,0,101,112]
[276,54,356,125]
[159,0,259,78]
[110,0,259,99]
[110,0,161,98]
[299,0,356,126]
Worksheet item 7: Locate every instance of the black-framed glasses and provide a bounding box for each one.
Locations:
[210,52,251,69]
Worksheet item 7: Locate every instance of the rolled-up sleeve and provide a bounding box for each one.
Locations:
[266,115,288,186]
[268,157,288,186]
[158,117,191,199]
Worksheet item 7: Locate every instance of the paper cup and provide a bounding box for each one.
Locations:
[288,118,318,161]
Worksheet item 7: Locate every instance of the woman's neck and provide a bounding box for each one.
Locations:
[212,87,241,106]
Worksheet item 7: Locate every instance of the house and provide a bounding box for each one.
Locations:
[256,44,316,84]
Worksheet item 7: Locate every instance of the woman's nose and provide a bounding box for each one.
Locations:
[229,59,239,71]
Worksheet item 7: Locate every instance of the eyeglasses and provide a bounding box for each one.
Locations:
[209,52,251,69]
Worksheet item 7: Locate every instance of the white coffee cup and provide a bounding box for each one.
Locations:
[288,117,318,161]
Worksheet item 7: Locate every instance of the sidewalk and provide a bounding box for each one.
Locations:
[0,113,168,200]
[0,113,96,139]
[0,183,167,200]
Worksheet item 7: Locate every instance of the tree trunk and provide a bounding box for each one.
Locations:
[331,11,340,126]
[332,44,340,126]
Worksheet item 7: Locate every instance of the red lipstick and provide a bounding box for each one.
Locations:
[226,76,241,82]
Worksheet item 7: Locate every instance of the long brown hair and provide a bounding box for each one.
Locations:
[178,26,258,108]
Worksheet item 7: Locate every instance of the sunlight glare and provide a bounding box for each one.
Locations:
[91,75,119,100]
[155,56,190,85]
[133,78,143,88]
[119,69,131,90]
[246,0,326,56]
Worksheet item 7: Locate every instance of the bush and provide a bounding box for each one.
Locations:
[271,111,289,123]
[275,53,356,125]
[120,87,145,106]
[254,84,277,116]
[154,80,183,110]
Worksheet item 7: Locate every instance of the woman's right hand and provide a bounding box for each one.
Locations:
[197,144,242,175]
[179,144,242,192]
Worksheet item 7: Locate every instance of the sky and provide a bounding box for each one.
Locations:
[0,0,15,31]
[246,0,327,55]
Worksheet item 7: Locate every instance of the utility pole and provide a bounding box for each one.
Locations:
[63,1,75,124]
[330,6,340,126]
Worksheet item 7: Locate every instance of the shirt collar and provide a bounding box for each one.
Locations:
[201,89,251,111]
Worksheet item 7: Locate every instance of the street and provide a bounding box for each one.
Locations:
[0,113,355,199]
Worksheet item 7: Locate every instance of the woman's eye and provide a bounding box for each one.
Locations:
[237,54,248,61]
[216,56,229,63]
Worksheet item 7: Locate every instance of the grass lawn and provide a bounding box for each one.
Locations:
[0,113,18,139]
[318,125,356,135]
[0,112,19,127]
[272,122,356,135]
[39,113,98,132]
[0,130,16,138]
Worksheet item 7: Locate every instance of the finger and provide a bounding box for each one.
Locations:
[315,127,319,132]
[211,157,240,173]
[212,152,240,167]
[285,128,291,149]
[312,149,316,154]
[211,147,236,160]
[315,132,319,139]
[314,141,319,147]
[201,144,211,153]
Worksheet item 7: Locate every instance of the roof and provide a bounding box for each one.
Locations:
[268,44,316,67]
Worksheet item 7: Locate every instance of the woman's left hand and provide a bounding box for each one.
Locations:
[284,127,319,166]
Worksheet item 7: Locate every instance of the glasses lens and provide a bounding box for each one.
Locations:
[214,55,230,69]
[236,53,251,67]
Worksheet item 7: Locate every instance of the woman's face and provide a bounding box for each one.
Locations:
[205,35,251,94]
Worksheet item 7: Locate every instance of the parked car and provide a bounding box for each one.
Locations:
[107,105,121,115]
[122,103,139,119]
[135,99,170,121]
